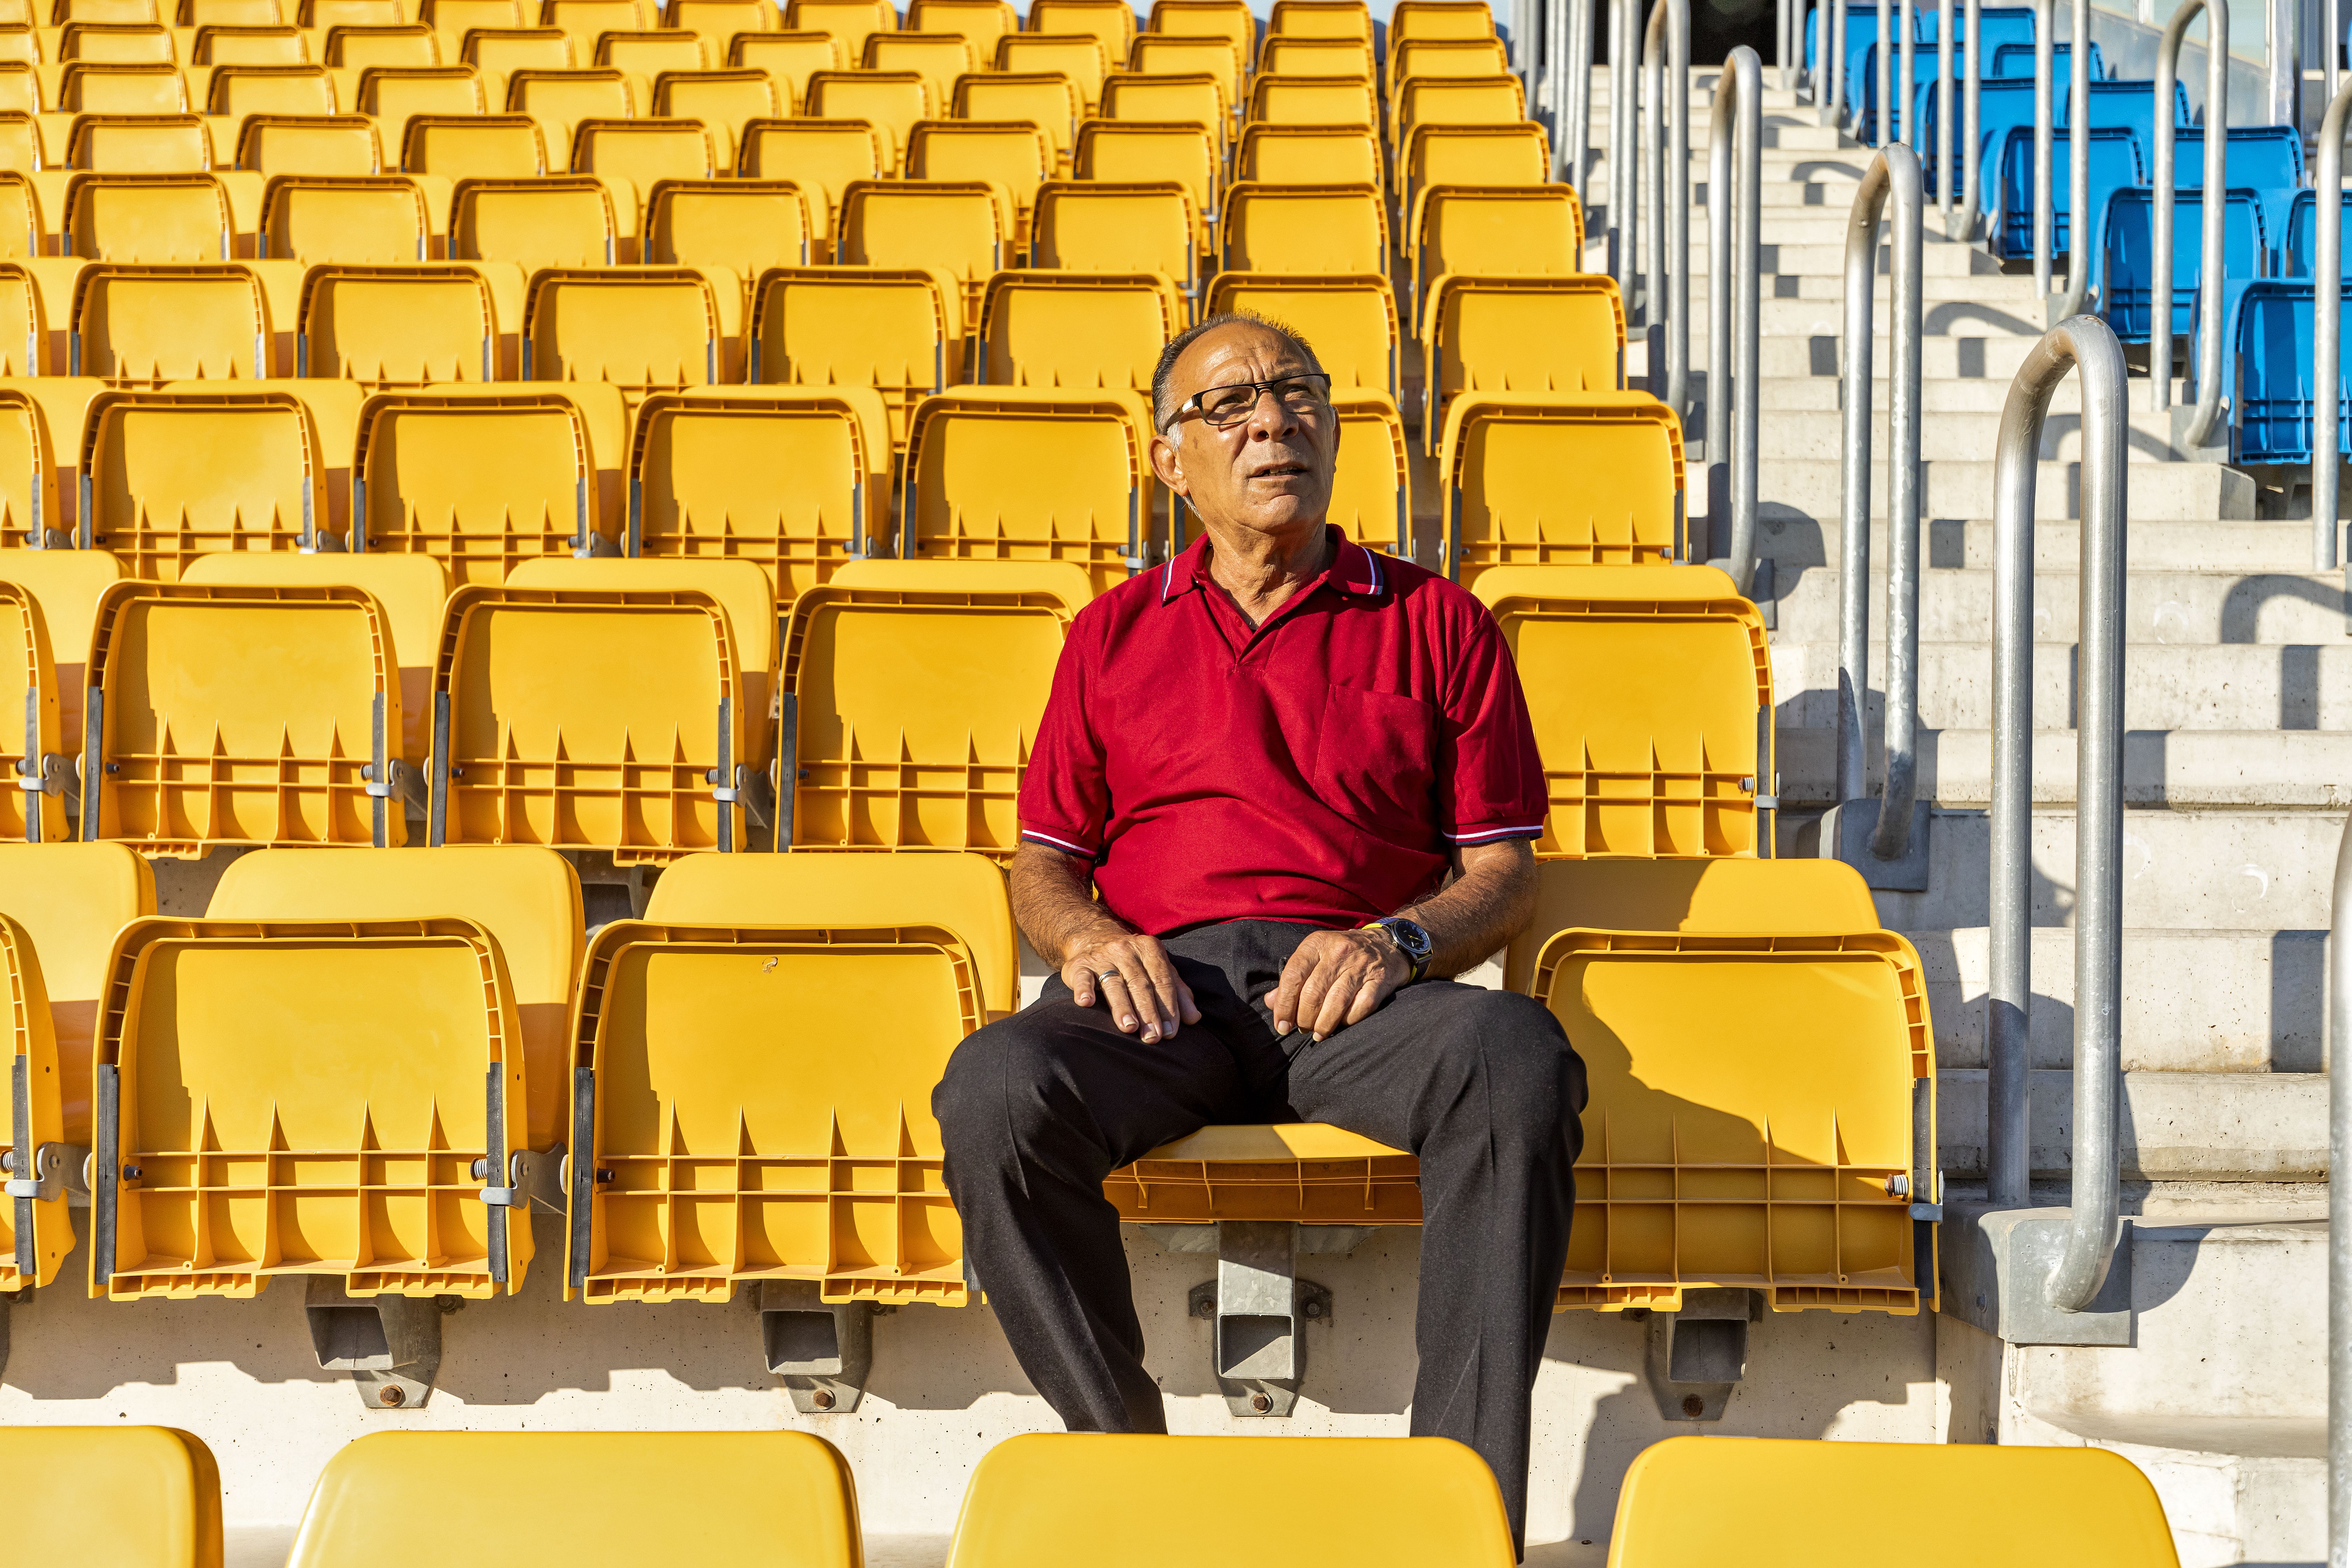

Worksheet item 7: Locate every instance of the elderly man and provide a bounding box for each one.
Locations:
[934,314,1584,1548]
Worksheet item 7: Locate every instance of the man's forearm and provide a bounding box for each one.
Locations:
[1008,841,1130,968]
[1393,840,1538,978]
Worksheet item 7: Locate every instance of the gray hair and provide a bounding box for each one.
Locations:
[1150,312,1322,433]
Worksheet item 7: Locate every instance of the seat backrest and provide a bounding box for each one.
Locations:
[84,578,400,850]
[629,385,885,600]
[322,21,443,66]
[66,112,212,172]
[356,63,490,151]
[2065,74,2188,132]
[1269,0,1372,37]
[1503,858,1878,990]
[308,0,411,23]
[667,0,772,32]
[1258,34,1369,75]
[356,388,607,581]
[296,261,497,384]
[2282,187,2352,279]
[749,264,953,450]
[804,66,929,167]
[644,176,811,274]
[784,564,1075,854]
[864,28,975,105]
[1427,275,1626,430]
[504,65,633,171]
[735,115,882,244]
[1473,560,1766,858]
[1246,70,1376,126]
[1030,0,1133,56]
[1205,271,1396,394]
[1234,121,1379,184]
[1221,180,1385,274]
[599,29,708,79]
[1442,391,1680,580]
[1391,72,1522,151]
[1030,177,1195,286]
[1147,0,1253,57]
[994,31,1105,107]
[1413,183,1583,300]
[260,173,429,262]
[432,580,751,855]
[908,0,1013,56]
[0,579,61,842]
[0,1427,222,1565]
[979,268,1175,391]
[570,113,714,187]
[1402,121,1549,214]
[0,267,40,378]
[199,24,333,62]
[61,61,188,113]
[60,19,174,60]
[1606,1438,2178,1568]
[901,387,1148,596]
[400,110,545,175]
[906,117,1053,235]
[287,1433,860,1567]
[0,542,126,742]
[2169,123,2306,194]
[0,836,150,1140]
[650,68,779,171]
[236,111,384,174]
[945,1435,1516,1568]
[1121,34,1239,111]
[837,175,1001,285]
[2229,279,2324,465]
[1072,117,1215,224]
[1389,33,1508,96]
[0,384,59,538]
[463,19,577,97]
[729,29,845,110]
[205,60,338,117]
[523,265,725,396]
[951,70,1080,161]
[64,171,232,260]
[1324,388,1409,555]
[82,386,314,574]
[784,0,895,56]
[449,173,616,273]
[71,263,268,383]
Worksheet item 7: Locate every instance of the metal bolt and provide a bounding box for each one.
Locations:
[378,1384,406,1408]
[1884,1174,1910,1197]
[1680,1394,1704,1419]
[811,1387,836,1410]
[449,766,464,778]
[1248,1392,1271,1414]
[1302,1298,1323,1319]
[121,1164,141,1180]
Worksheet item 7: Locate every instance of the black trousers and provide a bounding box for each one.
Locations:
[933,919,1586,1552]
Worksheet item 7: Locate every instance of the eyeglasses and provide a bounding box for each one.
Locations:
[1167,372,1333,431]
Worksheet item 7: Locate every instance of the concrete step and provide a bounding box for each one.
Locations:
[1772,639,2352,732]
[1776,724,2352,808]
[1754,458,2256,521]
[1757,375,2195,415]
[1916,926,2325,1073]
[1757,404,2242,461]
[1759,330,2045,379]
[1936,1067,2325,1181]
[1765,565,2337,645]
[1763,292,2050,335]
[1759,514,2338,571]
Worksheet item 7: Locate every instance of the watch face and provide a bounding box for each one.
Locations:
[1387,919,1433,960]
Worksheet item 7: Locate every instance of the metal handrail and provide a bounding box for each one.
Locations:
[1779,0,1792,87]
[1643,0,1690,418]
[2313,75,2352,574]
[2151,0,2227,439]
[1956,0,1983,237]
[1876,0,1892,144]
[1828,0,1847,130]
[1898,0,1914,144]
[1546,0,1569,182]
[1987,315,2128,1315]
[1564,0,1595,189]
[1708,45,1762,588]
[1611,0,1638,298]
[2044,0,2093,317]
[1837,145,1926,860]
[1936,0,1954,218]
[2330,806,2352,1568]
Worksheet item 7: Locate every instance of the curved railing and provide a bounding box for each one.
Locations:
[1707,46,1763,590]
[2150,0,2227,442]
[1643,0,1690,418]
[2041,0,2094,317]
[2311,75,2352,576]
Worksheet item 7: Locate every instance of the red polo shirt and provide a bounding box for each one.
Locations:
[1017,526,1547,936]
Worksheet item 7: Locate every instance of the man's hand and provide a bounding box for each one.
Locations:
[1061,928,1202,1044]
[1269,927,1410,1042]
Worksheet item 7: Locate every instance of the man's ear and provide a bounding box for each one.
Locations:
[1148,428,1188,496]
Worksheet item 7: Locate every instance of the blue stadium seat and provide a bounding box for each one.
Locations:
[2279,189,2352,279]
[1917,77,2045,206]
[1916,2,2034,51]
[1994,125,2147,260]
[2225,281,2342,466]
[2165,124,2307,192]
[2061,77,2190,132]
[2097,186,2266,345]
[1990,40,2105,79]
[1858,44,1973,144]
[1802,5,1879,82]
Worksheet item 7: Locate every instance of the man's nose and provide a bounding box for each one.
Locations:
[1245,387,1297,439]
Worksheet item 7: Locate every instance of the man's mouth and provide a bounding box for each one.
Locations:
[1251,461,1310,478]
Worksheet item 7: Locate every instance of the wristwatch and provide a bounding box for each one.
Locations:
[1364,917,1434,984]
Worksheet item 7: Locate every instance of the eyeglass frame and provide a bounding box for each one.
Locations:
[1160,371,1335,433]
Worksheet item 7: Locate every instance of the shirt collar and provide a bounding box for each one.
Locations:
[1158,525,1387,606]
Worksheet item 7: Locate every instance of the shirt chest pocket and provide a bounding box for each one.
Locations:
[1310,683,1439,835]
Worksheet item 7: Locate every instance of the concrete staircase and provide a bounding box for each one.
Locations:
[1608,62,2331,1566]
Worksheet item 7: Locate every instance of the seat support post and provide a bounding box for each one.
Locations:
[760,1279,874,1414]
[1639,1286,1756,1422]
[1188,1220,1331,1418]
[305,1277,444,1410]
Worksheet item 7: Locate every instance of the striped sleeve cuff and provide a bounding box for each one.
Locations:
[1020,828,1101,858]
[1444,822,1547,845]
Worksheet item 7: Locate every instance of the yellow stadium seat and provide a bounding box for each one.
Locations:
[1114,44,1236,132]
[803,67,926,172]
[449,173,616,273]
[63,172,231,261]
[1030,178,1196,295]
[234,112,386,175]
[1401,120,1550,222]
[400,110,545,175]
[0,838,148,1157]
[0,582,63,842]
[1147,0,1254,56]
[204,61,338,121]
[288,1433,861,1566]
[0,383,65,535]
[0,61,34,113]
[1390,0,1496,44]
[995,31,1103,110]
[356,62,489,153]
[1387,34,1510,104]
[523,264,735,397]
[664,0,767,34]
[749,264,952,453]
[783,559,1075,854]
[946,1435,1515,1568]
[71,262,266,382]
[735,115,879,249]
[1474,562,1764,858]
[569,114,712,197]
[320,22,442,66]
[598,28,709,83]
[65,112,212,172]
[428,578,757,856]
[1442,392,1683,579]
[0,539,123,755]
[422,0,524,52]
[0,25,30,64]
[0,263,42,373]
[81,577,404,852]
[643,176,808,276]
[906,0,1013,60]
[1412,183,1584,308]
[836,175,997,334]
[59,61,187,113]
[464,26,576,107]
[59,20,174,61]
[1074,116,1213,240]
[905,117,1050,247]
[1205,271,1395,394]
[505,66,631,171]
[1326,387,1409,554]
[190,22,309,63]
[81,386,326,574]
[629,384,888,601]
[1258,35,1370,76]
[259,173,427,262]
[296,261,504,383]
[784,0,893,56]
[181,550,448,770]
[950,69,1079,166]
[184,0,288,23]
[1423,274,1625,443]
[1270,0,1373,36]
[0,110,37,174]
[356,385,621,582]
[729,29,842,110]
[901,387,1150,595]
[1233,121,1379,184]
[978,268,1176,391]
[862,27,971,107]
[0,1427,221,1563]
[1246,72,1376,127]
[1220,180,1383,274]
[649,67,778,172]
[1030,0,1132,54]
[308,0,410,24]
[539,0,644,53]
[1608,1438,2176,1568]
[1391,73,1524,162]
[90,903,535,1297]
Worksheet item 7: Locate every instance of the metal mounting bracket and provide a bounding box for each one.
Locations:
[759,1279,873,1414]
[305,1277,445,1410]
[1641,1287,1758,1422]
[1799,798,1933,890]
[1187,1222,1330,1418]
[1939,1204,2135,1346]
